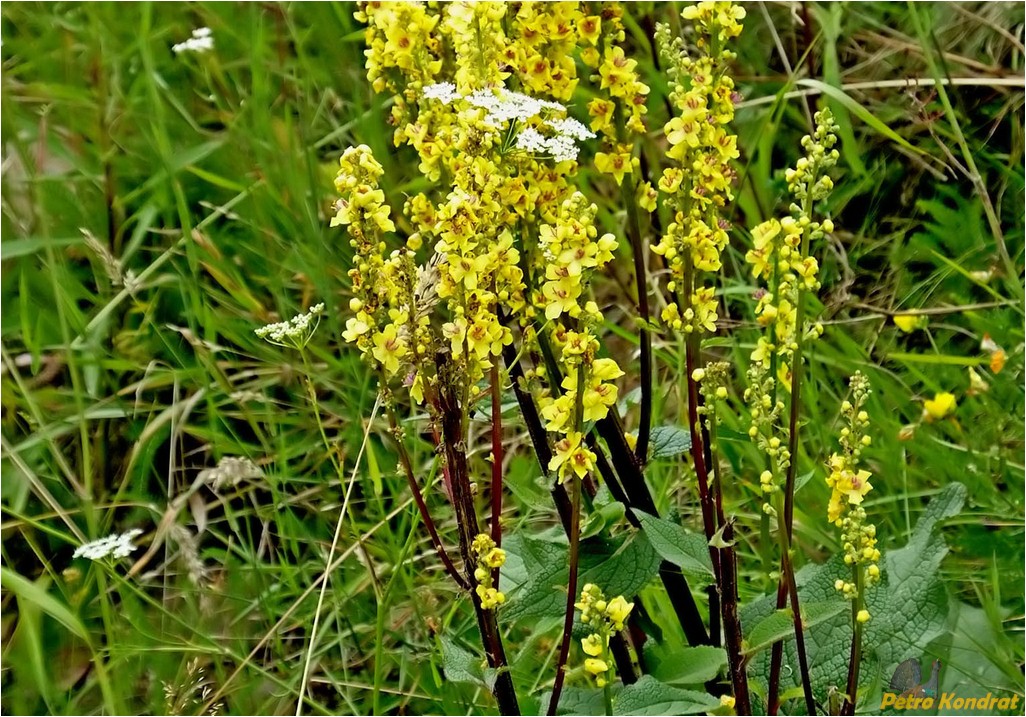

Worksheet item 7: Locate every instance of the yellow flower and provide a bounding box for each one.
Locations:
[577,15,601,45]
[581,634,604,657]
[923,392,957,421]
[371,323,406,376]
[856,609,871,624]
[595,150,632,185]
[342,314,372,343]
[826,463,874,523]
[893,313,925,333]
[584,658,609,676]
[483,547,506,569]
[549,431,596,483]
[605,595,634,630]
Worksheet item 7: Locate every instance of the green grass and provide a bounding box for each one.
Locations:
[2,3,1023,715]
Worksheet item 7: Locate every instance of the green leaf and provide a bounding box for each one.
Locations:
[543,686,612,716]
[614,676,722,715]
[581,500,626,539]
[744,601,848,657]
[649,426,693,459]
[0,567,91,644]
[636,512,714,581]
[439,636,489,689]
[794,469,816,495]
[648,645,727,686]
[500,531,661,624]
[742,484,966,704]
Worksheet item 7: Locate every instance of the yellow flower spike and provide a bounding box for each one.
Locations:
[923,392,957,421]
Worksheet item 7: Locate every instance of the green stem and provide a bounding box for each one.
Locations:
[772,493,816,715]
[547,365,588,716]
[842,567,866,715]
[603,681,614,716]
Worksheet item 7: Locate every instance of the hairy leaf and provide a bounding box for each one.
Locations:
[648,645,727,686]
[649,425,693,459]
[615,676,722,715]
[636,511,714,581]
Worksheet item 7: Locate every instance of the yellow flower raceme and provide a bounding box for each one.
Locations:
[445,1,509,92]
[471,534,507,610]
[508,2,582,101]
[653,3,744,336]
[585,5,649,182]
[575,583,634,687]
[828,374,881,611]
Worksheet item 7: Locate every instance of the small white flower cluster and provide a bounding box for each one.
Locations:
[466,88,565,125]
[173,27,213,55]
[255,303,324,349]
[422,81,460,104]
[73,529,144,561]
[514,126,591,163]
[422,83,595,163]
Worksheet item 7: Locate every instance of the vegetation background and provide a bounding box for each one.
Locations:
[1,2,1023,715]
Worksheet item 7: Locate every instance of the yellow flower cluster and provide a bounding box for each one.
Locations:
[445,2,509,92]
[828,373,881,613]
[576,583,634,687]
[531,195,624,483]
[652,2,744,335]
[471,533,507,610]
[335,146,423,381]
[356,1,442,103]
[508,3,582,101]
[581,5,650,185]
[535,193,618,322]
[744,109,838,510]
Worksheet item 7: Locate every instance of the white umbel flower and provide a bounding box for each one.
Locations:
[545,117,596,141]
[422,81,459,104]
[255,303,325,349]
[173,27,214,55]
[73,529,144,561]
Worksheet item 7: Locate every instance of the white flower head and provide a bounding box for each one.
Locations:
[514,125,581,163]
[546,117,596,141]
[422,83,592,164]
[466,88,564,126]
[73,529,144,561]
[255,303,325,350]
[173,27,214,55]
[422,82,460,104]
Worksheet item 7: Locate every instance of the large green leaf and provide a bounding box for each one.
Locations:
[439,636,491,690]
[636,511,714,581]
[744,601,848,657]
[1,567,91,644]
[500,531,661,624]
[741,483,966,707]
[615,676,723,715]
[647,645,727,686]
